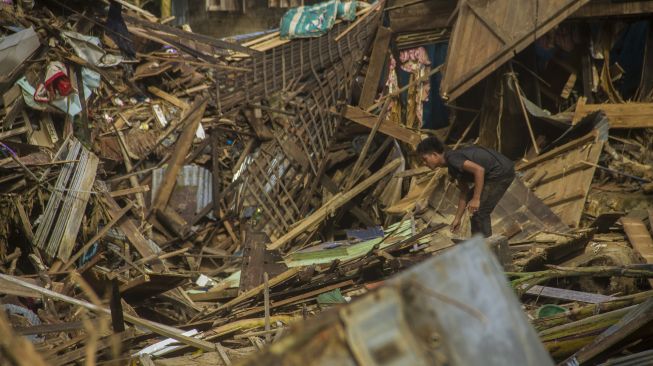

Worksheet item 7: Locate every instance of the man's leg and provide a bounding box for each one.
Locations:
[471,175,514,237]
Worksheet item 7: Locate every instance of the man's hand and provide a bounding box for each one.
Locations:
[450,217,461,233]
[467,198,480,214]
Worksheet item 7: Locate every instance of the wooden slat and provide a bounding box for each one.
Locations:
[572,102,653,128]
[58,150,99,261]
[440,0,589,101]
[622,217,653,287]
[101,194,164,271]
[359,26,392,109]
[339,106,422,147]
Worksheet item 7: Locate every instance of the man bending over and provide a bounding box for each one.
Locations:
[417,137,515,238]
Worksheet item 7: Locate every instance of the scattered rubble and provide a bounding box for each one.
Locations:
[0,0,652,365]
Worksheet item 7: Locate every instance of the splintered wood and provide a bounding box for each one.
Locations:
[1,0,653,365]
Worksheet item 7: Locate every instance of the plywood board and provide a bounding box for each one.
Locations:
[519,131,604,228]
[440,0,589,101]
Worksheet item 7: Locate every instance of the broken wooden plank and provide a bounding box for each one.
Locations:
[267,159,402,251]
[14,321,84,336]
[338,106,421,147]
[150,99,207,214]
[215,268,302,314]
[525,285,616,304]
[359,26,392,109]
[148,86,190,111]
[387,0,456,33]
[101,193,164,270]
[572,102,653,128]
[109,185,150,198]
[244,107,273,141]
[517,124,605,228]
[621,216,653,287]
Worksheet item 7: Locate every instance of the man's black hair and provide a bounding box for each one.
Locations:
[416,136,445,155]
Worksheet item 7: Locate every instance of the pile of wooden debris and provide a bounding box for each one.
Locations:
[0,0,652,365]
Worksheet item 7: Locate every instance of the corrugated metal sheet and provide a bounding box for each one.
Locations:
[152,165,213,219]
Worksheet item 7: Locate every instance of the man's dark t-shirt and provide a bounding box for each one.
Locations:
[444,146,514,183]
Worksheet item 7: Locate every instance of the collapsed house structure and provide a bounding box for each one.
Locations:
[0,0,653,365]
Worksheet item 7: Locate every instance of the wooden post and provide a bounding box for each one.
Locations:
[150,99,207,216]
[359,26,392,109]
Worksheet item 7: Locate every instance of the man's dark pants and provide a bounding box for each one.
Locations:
[466,173,514,237]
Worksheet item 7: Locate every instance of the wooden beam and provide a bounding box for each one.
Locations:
[267,159,401,251]
[109,185,150,198]
[573,0,653,18]
[339,106,422,147]
[622,217,653,287]
[572,102,653,128]
[150,99,207,214]
[359,26,392,109]
[148,86,190,111]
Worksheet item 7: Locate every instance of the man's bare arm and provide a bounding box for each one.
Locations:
[462,160,485,213]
